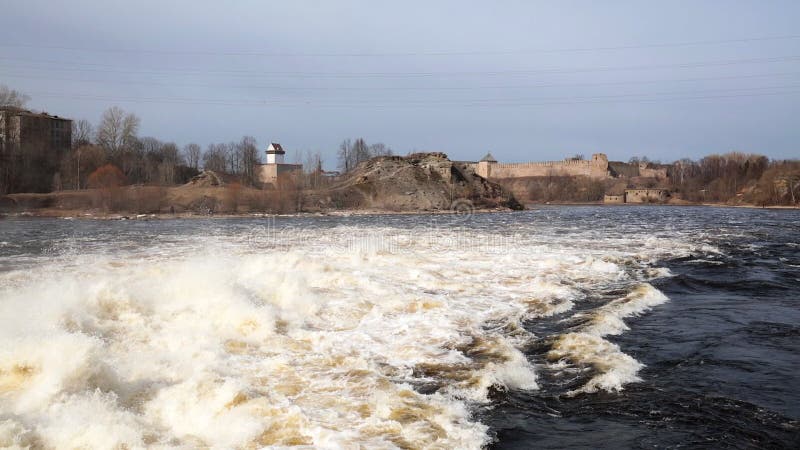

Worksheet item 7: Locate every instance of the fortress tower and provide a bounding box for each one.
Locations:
[266,143,285,164]
[475,152,497,178]
[257,142,302,187]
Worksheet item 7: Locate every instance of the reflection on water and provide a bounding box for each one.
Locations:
[0,206,798,448]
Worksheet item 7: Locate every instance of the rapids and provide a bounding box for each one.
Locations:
[0,206,797,448]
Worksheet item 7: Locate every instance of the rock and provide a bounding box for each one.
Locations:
[184,171,223,187]
[311,152,522,212]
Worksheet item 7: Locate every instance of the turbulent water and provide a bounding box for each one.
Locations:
[0,206,798,449]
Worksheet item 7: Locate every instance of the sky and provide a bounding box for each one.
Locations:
[1,0,799,168]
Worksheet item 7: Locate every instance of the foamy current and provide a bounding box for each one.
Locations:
[0,213,709,449]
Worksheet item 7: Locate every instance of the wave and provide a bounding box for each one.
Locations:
[0,223,685,448]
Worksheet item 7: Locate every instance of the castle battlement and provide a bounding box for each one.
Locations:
[476,153,609,179]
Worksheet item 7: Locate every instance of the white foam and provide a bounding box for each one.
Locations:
[550,283,669,395]
[0,223,689,447]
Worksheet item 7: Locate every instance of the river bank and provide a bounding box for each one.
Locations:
[2,201,797,222]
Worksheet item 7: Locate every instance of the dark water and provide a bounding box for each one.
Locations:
[0,206,798,448]
[484,207,800,449]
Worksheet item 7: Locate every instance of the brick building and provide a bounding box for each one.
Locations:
[0,106,72,193]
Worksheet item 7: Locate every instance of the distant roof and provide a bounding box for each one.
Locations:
[266,142,285,154]
[0,106,71,121]
[480,152,497,162]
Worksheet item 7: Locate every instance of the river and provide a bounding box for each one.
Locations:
[0,206,797,448]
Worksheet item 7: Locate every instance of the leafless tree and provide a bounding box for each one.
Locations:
[240,136,259,186]
[0,85,29,107]
[59,144,107,189]
[352,138,370,167]
[158,142,180,185]
[96,106,140,157]
[338,138,392,172]
[71,119,94,148]
[225,141,241,174]
[337,139,352,172]
[183,143,201,170]
[369,142,393,157]
[202,143,228,172]
[303,150,325,188]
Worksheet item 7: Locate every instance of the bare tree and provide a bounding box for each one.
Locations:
[351,138,370,167]
[96,107,140,158]
[338,138,392,172]
[369,142,393,157]
[0,85,29,107]
[59,144,107,189]
[303,150,325,188]
[337,139,352,172]
[71,119,94,148]
[183,143,201,170]
[158,142,180,184]
[225,141,242,174]
[202,143,228,172]
[240,136,259,186]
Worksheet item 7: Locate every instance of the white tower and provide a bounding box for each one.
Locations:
[266,143,285,164]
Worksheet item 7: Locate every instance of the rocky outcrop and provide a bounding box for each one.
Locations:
[310,153,522,211]
[183,171,223,188]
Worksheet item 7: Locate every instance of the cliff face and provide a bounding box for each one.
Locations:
[310,152,522,211]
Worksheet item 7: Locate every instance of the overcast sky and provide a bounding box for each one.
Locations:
[1,0,798,167]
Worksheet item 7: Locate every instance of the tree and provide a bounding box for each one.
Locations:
[95,106,140,157]
[87,164,127,189]
[202,143,228,172]
[183,143,201,170]
[71,119,94,148]
[337,139,352,172]
[0,85,29,107]
[87,164,127,211]
[338,138,393,172]
[158,142,180,185]
[239,136,259,186]
[369,142,393,157]
[352,138,370,167]
[60,144,107,189]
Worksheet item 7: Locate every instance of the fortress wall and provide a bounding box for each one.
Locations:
[488,158,608,179]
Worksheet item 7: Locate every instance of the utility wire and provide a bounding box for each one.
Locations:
[25,85,800,107]
[1,34,799,57]
[1,55,799,78]
[1,70,798,91]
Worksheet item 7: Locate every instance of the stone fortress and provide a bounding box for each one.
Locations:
[459,152,670,204]
[474,152,612,179]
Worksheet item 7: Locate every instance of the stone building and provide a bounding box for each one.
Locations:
[256,143,302,187]
[623,188,670,203]
[603,194,625,204]
[0,106,72,193]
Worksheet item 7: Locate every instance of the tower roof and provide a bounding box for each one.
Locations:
[266,143,285,154]
[480,152,497,162]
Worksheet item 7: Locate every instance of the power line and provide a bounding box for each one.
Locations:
[25,85,800,107]
[1,55,799,78]
[1,34,799,57]
[1,70,798,91]
[28,90,798,109]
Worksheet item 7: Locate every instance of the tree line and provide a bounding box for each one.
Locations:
[60,107,273,191]
[665,152,799,205]
[337,138,393,173]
